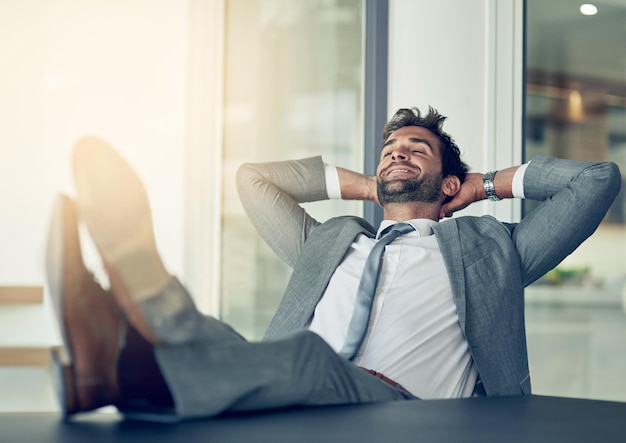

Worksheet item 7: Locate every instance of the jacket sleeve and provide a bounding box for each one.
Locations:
[236,156,329,268]
[511,155,621,286]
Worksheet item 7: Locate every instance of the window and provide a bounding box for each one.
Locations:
[220,0,366,339]
[524,0,626,401]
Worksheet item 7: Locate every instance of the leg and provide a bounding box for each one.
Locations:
[133,277,412,419]
[154,329,413,420]
[71,139,413,421]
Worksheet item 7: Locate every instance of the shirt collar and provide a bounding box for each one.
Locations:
[377,218,438,239]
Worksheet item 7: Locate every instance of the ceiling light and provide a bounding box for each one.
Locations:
[580,4,598,15]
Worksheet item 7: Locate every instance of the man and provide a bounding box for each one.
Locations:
[48,107,620,422]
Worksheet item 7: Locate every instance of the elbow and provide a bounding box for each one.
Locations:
[236,162,260,197]
[603,161,622,202]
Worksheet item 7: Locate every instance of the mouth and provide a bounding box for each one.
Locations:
[383,163,419,178]
[388,168,413,175]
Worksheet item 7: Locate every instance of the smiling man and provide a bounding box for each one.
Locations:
[377,126,459,208]
[49,107,620,422]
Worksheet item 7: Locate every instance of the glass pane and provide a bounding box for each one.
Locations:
[525,0,626,401]
[220,0,364,339]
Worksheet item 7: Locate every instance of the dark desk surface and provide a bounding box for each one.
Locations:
[2,395,625,443]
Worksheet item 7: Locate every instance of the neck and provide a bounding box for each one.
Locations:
[382,201,441,222]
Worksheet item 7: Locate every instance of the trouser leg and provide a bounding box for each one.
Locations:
[154,330,413,420]
[129,278,414,421]
[115,325,175,412]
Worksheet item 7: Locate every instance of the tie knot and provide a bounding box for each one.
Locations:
[380,222,415,238]
[391,222,415,234]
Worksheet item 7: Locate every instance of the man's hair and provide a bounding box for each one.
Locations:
[382,107,469,182]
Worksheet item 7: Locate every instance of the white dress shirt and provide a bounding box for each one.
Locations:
[307,163,528,399]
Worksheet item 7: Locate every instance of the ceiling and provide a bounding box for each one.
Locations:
[526,0,626,87]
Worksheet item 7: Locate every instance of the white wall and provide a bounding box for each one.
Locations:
[388,0,524,220]
[0,1,188,288]
[0,1,190,413]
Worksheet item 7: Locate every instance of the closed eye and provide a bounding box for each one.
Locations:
[409,138,434,154]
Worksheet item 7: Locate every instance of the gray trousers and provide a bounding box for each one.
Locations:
[125,278,415,421]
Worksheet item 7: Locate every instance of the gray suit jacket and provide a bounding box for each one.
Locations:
[236,155,621,397]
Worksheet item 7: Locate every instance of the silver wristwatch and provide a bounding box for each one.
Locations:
[483,170,502,201]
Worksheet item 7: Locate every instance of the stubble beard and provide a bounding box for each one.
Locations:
[377,172,443,206]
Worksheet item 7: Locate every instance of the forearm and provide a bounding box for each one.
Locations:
[336,167,378,203]
[476,155,619,203]
[522,155,620,202]
[237,156,329,204]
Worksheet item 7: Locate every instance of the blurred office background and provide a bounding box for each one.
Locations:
[0,0,624,412]
[524,0,626,401]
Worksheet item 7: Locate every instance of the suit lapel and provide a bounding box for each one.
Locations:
[264,216,374,339]
[433,220,467,332]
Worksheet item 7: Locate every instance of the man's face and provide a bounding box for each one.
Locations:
[376,126,444,205]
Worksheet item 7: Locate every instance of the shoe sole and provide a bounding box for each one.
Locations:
[45,195,81,417]
[50,346,76,418]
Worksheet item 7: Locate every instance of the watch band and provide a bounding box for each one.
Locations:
[483,170,502,201]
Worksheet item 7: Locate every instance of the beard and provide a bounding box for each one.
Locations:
[377,171,443,205]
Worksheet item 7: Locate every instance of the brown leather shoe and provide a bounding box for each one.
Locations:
[46,194,124,418]
[72,137,171,344]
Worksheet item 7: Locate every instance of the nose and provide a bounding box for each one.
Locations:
[390,148,408,161]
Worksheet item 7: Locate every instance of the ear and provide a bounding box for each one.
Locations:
[441,175,461,198]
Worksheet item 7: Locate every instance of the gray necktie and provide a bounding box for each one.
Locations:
[339,222,415,360]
